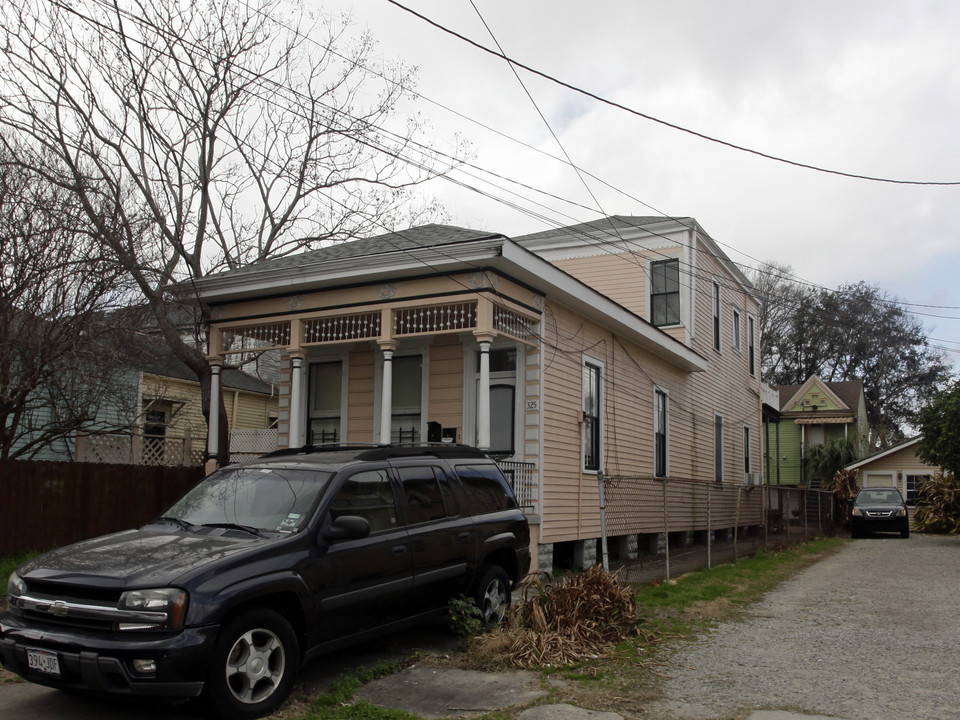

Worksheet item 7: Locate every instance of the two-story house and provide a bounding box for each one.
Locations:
[192,216,762,571]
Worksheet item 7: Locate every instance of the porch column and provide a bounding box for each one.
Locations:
[380,346,395,443]
[288,354,305,448]
[206,362,222,473]
[477,339,491,449]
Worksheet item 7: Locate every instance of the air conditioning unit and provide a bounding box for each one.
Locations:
[745,472,764,485]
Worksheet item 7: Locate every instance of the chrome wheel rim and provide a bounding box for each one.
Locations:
[224,627,286,704]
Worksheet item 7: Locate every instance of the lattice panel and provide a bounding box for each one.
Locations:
[394,302,477,336]
[81,435,133,464]
[223,322,291,352]
[303,312,381,344]
[494,306,537,342]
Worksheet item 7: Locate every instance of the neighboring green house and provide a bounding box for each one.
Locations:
[768,376,869,486]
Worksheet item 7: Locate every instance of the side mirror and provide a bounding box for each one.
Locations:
[322,515,371,541]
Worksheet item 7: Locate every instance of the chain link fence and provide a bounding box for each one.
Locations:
[598,473,837,583]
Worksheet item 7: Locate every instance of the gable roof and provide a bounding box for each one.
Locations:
[779,377,863,413]
[131,335,275,395]
[846,436,923,471]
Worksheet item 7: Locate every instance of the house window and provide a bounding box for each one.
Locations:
[650,259,680,327]
[655,388,667,477]
[732,308,741,352]
[392,355,422,443]
[715,413,724,483]
[905,474,930,507]
[308,361,342,444]
[712,281,721,352]
[583,361,602,471]
[748,314,756,376]
[744,425,751,474]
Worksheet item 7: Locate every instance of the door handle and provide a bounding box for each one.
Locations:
[391,545,407,555]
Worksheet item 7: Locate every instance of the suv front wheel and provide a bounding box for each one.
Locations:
[207,608,300,719]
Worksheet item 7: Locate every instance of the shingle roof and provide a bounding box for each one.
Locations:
[778,378,864,412]
[513,216,696,244]
[132,336,275,395]
[207,224,503,281]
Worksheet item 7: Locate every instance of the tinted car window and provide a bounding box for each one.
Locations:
[456,464,517,514]
[397,465,458,524]
[328,469,398,533]
[167,467,332,533]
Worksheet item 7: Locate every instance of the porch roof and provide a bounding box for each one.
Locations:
[193,224,708,373]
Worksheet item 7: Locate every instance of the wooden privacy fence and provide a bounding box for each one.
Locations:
[0,460,204,555]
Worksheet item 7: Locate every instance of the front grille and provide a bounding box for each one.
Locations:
[17,580,123,633]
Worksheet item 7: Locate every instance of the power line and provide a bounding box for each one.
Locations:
[387,0,960,187]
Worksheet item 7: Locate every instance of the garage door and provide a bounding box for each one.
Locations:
[863,472,895,488]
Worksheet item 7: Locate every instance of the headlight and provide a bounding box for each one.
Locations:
[895,507,907,517]
[7,571,26,598]
[851,507,863,517]
[117,588,187,631]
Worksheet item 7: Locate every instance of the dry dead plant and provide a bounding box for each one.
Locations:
[467,566,638,669]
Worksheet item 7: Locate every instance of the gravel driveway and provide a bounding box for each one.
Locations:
[646,533,960,720]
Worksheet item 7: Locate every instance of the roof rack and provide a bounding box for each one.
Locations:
[261,443,489,461]
[262,443,388,458]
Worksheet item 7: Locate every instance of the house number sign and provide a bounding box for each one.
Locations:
[526,400,539,411]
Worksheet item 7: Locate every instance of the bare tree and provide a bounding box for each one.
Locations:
[0,0,456,462]
[0,145,135,459]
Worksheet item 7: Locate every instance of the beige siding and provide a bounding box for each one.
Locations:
[538,233,762,545]
[428,336,464,441]
[347,345,376,442]
[552,254,649,317]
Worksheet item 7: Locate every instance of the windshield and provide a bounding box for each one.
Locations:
[856,489,902,505]
[165,467,334,533]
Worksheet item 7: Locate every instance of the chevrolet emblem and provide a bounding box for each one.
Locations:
[49,601,69,617]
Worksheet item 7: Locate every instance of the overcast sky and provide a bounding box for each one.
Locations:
[319,0,960,366]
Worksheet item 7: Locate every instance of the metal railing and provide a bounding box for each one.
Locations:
[495,460,537,513]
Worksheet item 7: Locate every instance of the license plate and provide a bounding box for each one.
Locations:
[26,647,61,676]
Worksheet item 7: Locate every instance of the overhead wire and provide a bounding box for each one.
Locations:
[22,0,960,360]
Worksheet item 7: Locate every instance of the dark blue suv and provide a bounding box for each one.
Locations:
[1,445,531,718]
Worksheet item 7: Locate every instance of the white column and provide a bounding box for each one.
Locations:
[207,363,222,459]
[477,340,491,449]
[288,356,304,448]
[380,348,394,444]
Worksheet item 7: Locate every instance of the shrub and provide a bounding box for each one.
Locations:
[913,471,960,534]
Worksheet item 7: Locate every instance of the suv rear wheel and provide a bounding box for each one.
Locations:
[207,608,300,719]
[474,565,510,628]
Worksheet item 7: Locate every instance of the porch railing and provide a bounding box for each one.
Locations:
[495,460,537,513]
